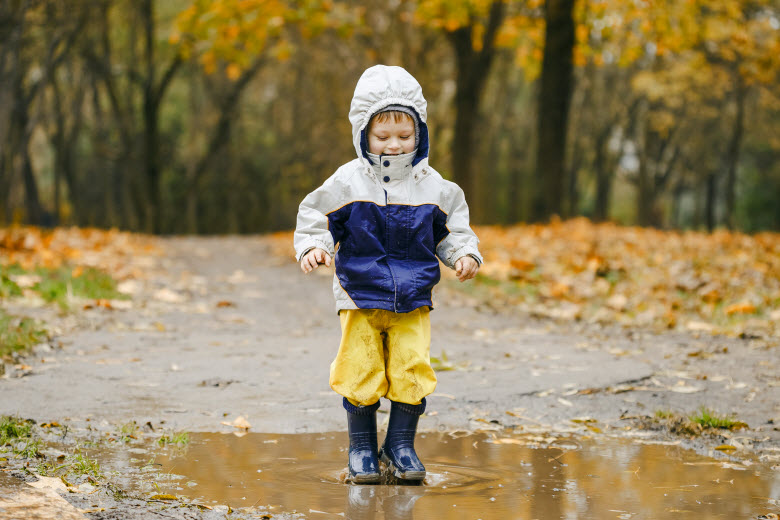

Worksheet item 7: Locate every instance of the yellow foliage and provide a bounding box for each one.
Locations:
[225,63,241,80]
[175,0,363,76]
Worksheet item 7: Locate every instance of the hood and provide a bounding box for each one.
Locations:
[349,65,430,167]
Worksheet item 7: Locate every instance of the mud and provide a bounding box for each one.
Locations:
[1,235,779,518]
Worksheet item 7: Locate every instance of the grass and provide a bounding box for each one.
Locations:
[1,263,122,357]
[0,263,126,310]
[14,438,42,458]
[652,407,748,435]
[688,406,745,430]
[39,451,103,480]
[0,416,33,445]
[1,416,104,483]
[158,431,190,447]
[65,453,102,479]
[118,422,140,443]
[0,416,41,459]
[0,269,23,298]
[429,350,469,372]
[0,309,48,358]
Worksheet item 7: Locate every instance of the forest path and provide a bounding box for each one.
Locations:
[1,236,777,448]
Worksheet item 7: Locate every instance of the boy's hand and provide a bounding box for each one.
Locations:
[454,256,479,282]
[301,248,331,273]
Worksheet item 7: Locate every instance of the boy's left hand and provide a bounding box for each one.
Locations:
[455,256,479,282]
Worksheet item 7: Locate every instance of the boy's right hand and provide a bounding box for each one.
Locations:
[301,248,331,274]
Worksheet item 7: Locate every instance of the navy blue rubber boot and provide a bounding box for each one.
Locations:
[344,398,381,484]
[379,399,426,481]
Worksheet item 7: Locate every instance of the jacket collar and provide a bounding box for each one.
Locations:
[366,150,416,182]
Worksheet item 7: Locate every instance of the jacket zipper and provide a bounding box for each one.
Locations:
[383,187,398,312]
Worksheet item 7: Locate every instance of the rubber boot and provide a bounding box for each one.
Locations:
[344,398,381,484]
[379,399,426,481]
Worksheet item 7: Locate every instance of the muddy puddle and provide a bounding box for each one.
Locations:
[92,432,779,519]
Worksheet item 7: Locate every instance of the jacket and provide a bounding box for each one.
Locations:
[294,65,482,313]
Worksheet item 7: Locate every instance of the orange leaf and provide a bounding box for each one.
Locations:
[724,302,757,315]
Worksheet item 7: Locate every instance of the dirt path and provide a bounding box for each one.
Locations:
[2,235,777,449]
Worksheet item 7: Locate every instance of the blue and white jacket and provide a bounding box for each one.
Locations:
[294,65,482,313]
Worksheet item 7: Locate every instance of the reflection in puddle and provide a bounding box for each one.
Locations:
[98,432,779,519]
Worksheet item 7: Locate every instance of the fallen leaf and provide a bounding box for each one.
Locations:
[149,494,178,501]
[221,416,251,430]
[607,294,628,311]
[686,321,715,332]
[117,280,141,295]
[153,288,186,303]
[724,302,757,315]
[669,385,703,394]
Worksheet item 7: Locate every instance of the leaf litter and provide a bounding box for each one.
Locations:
[269,219,780,336]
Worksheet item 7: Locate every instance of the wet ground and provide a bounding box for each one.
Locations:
[83,432,780,519]
[1,235,779,518]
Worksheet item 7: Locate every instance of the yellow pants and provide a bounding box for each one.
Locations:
[330,308,437,407]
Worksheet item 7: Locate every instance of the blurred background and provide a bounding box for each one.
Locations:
[1,0,778,235]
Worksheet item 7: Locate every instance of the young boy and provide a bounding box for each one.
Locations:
[294,65,482,483]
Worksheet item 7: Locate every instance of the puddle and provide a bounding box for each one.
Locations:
[94,432,779,519]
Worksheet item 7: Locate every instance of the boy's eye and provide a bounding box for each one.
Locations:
[377,137,388,140]
[401,135,411,140]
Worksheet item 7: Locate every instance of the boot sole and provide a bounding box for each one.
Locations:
[380,453,425,482]
[349,472,381,484]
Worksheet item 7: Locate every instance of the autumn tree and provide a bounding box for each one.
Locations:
[585,0,780,228]
[172,0,363,232]
[0,1,87,225]
[533,0,576,221]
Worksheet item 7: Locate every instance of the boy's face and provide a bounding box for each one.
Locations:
[367,117,415,156]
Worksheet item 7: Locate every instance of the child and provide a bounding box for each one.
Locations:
[294,65,482,483]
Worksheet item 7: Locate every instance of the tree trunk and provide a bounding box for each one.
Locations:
[705,172,716,232]
[12,77,43,225]
[636,158,653,227]
[140,0,158,232]
[140,0,181,233]
[593,151,612,222]
[20,136,43,225]
[533,0,576,221]
[448,1,505,223]
[723,76,746,230]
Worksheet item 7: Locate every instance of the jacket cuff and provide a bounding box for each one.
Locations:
[449,246,483,267]
[295,238,335,262]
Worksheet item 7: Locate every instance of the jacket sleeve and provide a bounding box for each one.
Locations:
[294,175,341,262]
[435,182,483,269]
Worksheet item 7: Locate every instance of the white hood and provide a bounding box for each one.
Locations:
[348,65,429,165]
